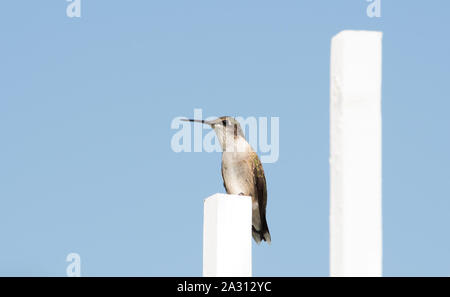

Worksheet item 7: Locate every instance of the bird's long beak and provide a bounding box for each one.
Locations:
[181,119,213,126]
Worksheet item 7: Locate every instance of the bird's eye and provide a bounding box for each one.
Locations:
[222,120,227,126]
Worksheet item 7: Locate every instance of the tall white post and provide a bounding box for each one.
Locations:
[203,193,252,277]
[330,30,383,277]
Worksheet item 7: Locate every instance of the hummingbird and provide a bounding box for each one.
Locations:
[182,116,271,244]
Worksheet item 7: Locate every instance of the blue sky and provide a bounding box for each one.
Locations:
[0,1,449,276]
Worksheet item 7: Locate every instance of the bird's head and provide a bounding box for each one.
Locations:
[182,116,244,148]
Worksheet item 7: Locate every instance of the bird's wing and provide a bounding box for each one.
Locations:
[251,150,271,243]
[251,151,267,218]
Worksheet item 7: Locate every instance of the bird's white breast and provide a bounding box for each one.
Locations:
[222,137,252,195]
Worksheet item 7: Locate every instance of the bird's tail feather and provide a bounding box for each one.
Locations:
[262,229,271,243]
[252,226,271,244]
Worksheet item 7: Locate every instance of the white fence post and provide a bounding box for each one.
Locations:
[330,30,383,277]
[203,193,252,277]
